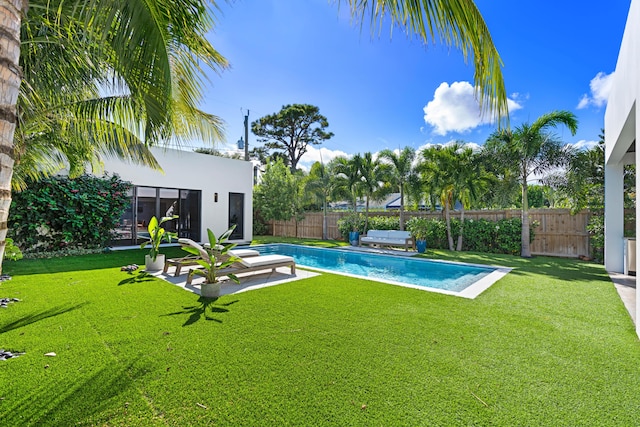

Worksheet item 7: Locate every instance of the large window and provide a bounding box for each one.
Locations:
[112,186,201,246]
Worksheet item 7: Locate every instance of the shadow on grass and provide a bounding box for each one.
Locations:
[0,303,88,334]
[8,247,186,276]
[2,360,151,426]
[117,271,156,286]
[423,250,611,283]
[162,297,240,326]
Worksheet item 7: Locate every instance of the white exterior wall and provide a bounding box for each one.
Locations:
[101,147,253,243]
[604,0,640,335]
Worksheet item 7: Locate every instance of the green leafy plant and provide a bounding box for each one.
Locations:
[9,174,132,253]
[337,213,365,239]
[405,217,432,241]
[4,238,23,261]
[140,215,178,261]
[182,226,240,284]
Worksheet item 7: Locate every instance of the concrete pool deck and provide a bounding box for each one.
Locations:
[610,272,636,324]
[151,266,319,296]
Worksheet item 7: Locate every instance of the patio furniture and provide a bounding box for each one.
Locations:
[186,253,296,285]
[167,238,260,277]
[359,230,413,251]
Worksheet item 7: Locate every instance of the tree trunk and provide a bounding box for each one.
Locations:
[399,183,405,230]
[444,196,454,251]
[456,205,465,251]
[521,176,532,258]
[322,199,327,240]
[364,196,369,233]
[0,0,24,274]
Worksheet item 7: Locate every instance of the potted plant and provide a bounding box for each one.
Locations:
[337,213,365,246]
[181,226,240,298]
[406,217,431,253]
[140,215,178,271]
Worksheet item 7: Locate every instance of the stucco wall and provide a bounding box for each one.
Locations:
[101,147,253,243]
[605,0,639,166]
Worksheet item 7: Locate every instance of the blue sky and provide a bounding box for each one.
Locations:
[198,0,630,170]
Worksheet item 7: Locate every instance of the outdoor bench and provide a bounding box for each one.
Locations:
[359,230,413,251]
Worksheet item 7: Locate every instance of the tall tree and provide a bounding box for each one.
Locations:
[450,145,486,251]
[420,145,458,250]
[253,159,299,236]
[485,111,578,257]
[358,152,390,232]
[0,0,227,271]
[333,155,364,213]
[251,104,333,173]
[378,147,417,230]
[305,161,341,239]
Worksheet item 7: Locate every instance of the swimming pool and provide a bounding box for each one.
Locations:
[252,244,510,298]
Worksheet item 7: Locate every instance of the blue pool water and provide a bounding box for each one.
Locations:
[253,244,495,293]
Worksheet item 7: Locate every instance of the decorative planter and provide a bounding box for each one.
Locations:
[349,231,360,246]
[145,254,165,271]
[200,282,222,298]
[416,239,427,254]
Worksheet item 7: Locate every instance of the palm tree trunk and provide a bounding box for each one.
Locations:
[521,176,532,258]
[364,198,370,232]
[456,205,465,251]
[0,0,24,274]
[322,198,327,240]
[444,196,454,251]
[399,184,405,230]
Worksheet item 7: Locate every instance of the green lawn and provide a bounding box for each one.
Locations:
[0,241,639,426]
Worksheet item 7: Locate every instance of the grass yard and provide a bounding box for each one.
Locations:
[0,241,639,426]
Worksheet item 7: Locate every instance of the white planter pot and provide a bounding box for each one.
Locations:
[145,254,165,272]
[200,282,221,298]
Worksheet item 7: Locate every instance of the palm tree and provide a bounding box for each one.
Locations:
[451,146,486,251]
[342,0,508,119]
[0,0,227,270]
[358,152,390,232]
[305,161,341,239]
[485,111,578,257]
[378,147,417,230]
[334,155,364,213]
[0,0,508,269]
[420,145,458,250]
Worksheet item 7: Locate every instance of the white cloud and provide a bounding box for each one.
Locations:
[577,71,615,109]
[298,145,350,171]
[423,81,522,136]
[571,139,599,151]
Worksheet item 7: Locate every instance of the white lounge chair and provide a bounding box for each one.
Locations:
[165,238,260,277]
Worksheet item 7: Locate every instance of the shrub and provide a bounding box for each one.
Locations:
[403,216,529,255]
[366,216,399,232]
[337,213,366,239]
[9,174,132,254]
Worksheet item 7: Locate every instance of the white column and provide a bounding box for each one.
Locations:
[604,162,625,273]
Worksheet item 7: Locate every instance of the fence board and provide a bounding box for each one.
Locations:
[269,209,593,258]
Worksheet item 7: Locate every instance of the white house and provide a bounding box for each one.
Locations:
[100,146,254,246]
[604,0,639,334]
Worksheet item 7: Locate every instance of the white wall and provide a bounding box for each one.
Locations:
[101,147,253,243]
[604,0,640,335]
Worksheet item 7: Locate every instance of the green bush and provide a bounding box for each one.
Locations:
[337,213,366,239]
[9,174,132,254]
[366,216,399,232]
[403,216,529,255]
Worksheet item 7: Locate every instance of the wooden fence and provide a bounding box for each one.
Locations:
[269,209,593,258]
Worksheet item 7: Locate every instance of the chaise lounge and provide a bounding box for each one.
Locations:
[359,230,413,251]
[165,238,261,277]
[176,238,296,285]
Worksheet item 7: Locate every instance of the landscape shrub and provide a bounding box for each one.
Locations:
[403,216,530,255]
[337,213,366,239]
[366,215,400,232]
[9,174,132,254]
